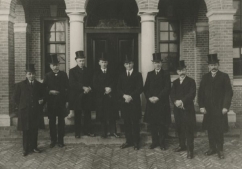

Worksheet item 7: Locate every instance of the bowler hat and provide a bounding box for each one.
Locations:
[152,53,163,62]
[48,54,59,64]
[123,55,134,63]
[177,60,187,70]
[25,64,36,73]
[75,50,85,60]
[99,53,108,61]
[207,54,219,64]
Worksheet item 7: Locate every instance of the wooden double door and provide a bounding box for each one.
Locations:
[87,33,138,74]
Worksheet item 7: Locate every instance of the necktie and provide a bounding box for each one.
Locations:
[128,71,130,77]
[104,69,106,74]
[156,70,158,75]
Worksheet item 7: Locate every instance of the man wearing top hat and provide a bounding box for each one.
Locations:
[93,53,119,138]
[43,54,69,148]
[117,55,143,150]
[69,50,95,138]
[13,64,45,156]
[170,60,196,159]
[143,53,171,150]
[198,54,233,159]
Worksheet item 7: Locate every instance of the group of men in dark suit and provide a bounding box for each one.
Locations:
[13,51,233,160]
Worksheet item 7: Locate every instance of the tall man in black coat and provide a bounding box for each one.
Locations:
[43,54,69,148]
[13,64,45,156]
[93,54,119,138]
[170,60,196,159]
[118,56,143,150]
[69,51,95,138]
[198,54,233,159]
[144,53,171,150]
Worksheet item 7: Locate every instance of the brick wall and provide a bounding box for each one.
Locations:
[233,86,242,113]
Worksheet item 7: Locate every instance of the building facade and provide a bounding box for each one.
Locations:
[0,0,241,126]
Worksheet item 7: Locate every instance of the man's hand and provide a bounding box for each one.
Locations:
[38,99,43,105]
[175,100,183,108]
[149,97,159,104]
[123,94,132,103]
[65,102,69,109]
[83,86,91,94]
[200,108,207,114]
[104,87,112,95]
[222,108,228,115]
[49,90,60,95]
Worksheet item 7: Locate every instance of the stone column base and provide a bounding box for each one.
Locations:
[0,114,11,127]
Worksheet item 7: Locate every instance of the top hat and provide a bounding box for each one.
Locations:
[75,50,85,60]
[177,60,187,70]
[25,64,36,72]
[48,54,59,64]
[207,54,219,64]
[123,55,134,63]
[99,53,108,61]
[152,53,163,62]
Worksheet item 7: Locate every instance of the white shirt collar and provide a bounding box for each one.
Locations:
[29,80,34,84]
[127,69,133,75]
[101,68,107,72]
[179,75,186,81]
[155,69,161,73]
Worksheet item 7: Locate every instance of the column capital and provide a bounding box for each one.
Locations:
[66,9,86,23]
[196,22,208,32]
[138,10,158,23]
[0,9,15,23]
[14,23,31,33]
[206,9,236,22]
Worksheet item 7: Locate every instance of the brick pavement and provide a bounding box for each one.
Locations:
[0,138,242,169]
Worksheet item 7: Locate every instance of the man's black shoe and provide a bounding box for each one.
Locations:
[160,145,166,151]
[101,134,107,138]
[204,149,216,156]
[22,151,28,156]
[218,151,224,159]
[33,148,41,153]
[84,132,95,137]
[108,133,120,138]
[120,143,132,149]
[174,146,186,152]
[58,143,65,148]
[187,151,194,159]
[50,142,56,148]
[75,135,80,139]
[134,144,139,150]
[149,143,158,149]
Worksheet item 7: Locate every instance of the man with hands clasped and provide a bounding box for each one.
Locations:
[170,60,196,159]
[144,53,171,151]
[198,54,233,159]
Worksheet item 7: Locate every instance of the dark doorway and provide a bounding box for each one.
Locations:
[86,33,138,75]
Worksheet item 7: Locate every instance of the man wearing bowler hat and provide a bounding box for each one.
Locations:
[13,64,45,156]
[93,53,119,138]
[69,50,95,138]
[144,52,171,150]
[117,55,143,150]
[43,54,69,148]
[198,54,233,159]
[170,60,196,159]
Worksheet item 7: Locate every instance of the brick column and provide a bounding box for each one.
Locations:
[206,10,236,79]
[0,9,15,126]
[14,23,30,83]
[66,10,86,69]
[139,10,158,82]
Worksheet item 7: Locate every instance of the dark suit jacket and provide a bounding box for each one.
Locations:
[93,68,118,120]
[170,76,196,126]
[143,69,171,125]
[43,71,69,117]
[69,66,93,111]
[117,70,143,120]
[198,71,233,132]
[13,79,45,131]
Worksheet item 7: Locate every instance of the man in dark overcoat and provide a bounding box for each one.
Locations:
[170,60,196,159]
[93,54,119,138]
[43,54,69,148]
[69,50,95,138]
[144,53,171,150]
[198,54,233,159]
[117,55,143,150]
[13,64,45,156]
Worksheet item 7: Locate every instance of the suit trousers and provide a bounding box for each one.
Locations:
[150,124,166,146]
[49,116,65,144]
[208,128,224,151]
[124,117,140,145]
[174,110,194,151]
[101,119,116,136]
[22,129,38,152]
[74,110,92,135]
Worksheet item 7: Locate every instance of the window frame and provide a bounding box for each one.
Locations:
[156,17,180,75]
[41,17,68,78]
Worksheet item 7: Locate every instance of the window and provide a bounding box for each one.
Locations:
[233,0,242,77]
[157,18,179,74]
[43,18,68,75]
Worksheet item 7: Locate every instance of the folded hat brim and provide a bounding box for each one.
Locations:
[152,59,163,62]
[207,60,219,64]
